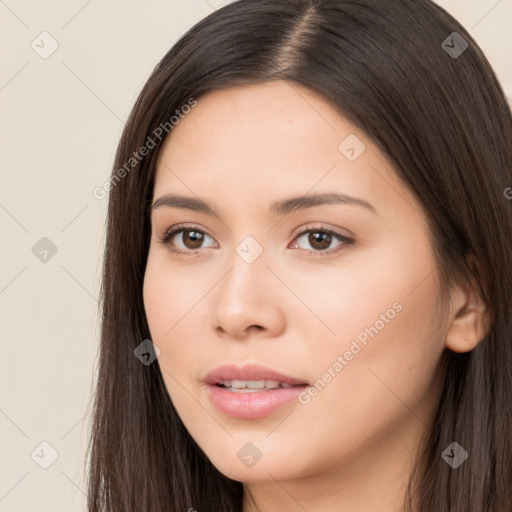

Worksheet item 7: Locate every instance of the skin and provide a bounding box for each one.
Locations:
[143,80,488,512]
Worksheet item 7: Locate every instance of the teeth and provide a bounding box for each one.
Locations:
[246,379,270,389]
[262,380,281,389]
[218,379,296,390]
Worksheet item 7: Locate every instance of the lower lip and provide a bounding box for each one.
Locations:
[207,384,308,419]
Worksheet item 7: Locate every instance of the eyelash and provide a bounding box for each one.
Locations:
[157,223,354,257]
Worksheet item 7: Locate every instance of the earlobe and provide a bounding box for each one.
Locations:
[444,266,491,354]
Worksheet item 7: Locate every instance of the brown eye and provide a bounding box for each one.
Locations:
[307,231,332,251]
[177,229,205,250]
[158,225,217,253]
[291,226,354,256]
[158,224,353,256]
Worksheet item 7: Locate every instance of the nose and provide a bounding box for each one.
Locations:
[210,246,285,341]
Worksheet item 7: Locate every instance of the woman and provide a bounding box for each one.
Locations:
[86,1,512,510]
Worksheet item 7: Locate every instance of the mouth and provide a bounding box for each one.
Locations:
[204,363,309,418]
[215,379,302,393]
[204,362,309,388]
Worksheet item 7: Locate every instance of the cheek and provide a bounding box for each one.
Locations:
[142,251,213,383]
[288,236,445,423]
[305,275,444,441]
[143,250,205,340]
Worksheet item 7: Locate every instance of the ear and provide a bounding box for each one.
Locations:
[445,256,491,353]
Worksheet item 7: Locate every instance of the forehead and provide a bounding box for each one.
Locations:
[152,81,421,224]
[156,81,347,174]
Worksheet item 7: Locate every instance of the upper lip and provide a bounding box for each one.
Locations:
[204,363,308,386]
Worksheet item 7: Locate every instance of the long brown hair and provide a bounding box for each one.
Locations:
[86,1,512,510]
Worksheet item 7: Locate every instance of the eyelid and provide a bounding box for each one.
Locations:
[157,222,217,250]
[289,222,353,242]
[289,223,354,256]
[157,222,354,255]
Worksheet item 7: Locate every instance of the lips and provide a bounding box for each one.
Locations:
[204,363,309,387]
[204,364,309,419]
[217,379,295,391]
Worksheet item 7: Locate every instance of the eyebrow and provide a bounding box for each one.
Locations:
[150,192,377,216]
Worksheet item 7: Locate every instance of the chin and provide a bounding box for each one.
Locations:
[204,444,308,483]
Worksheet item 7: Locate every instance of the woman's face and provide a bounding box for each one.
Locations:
[143,80,448,496]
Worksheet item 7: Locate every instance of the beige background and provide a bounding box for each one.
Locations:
[1,0,510,510]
